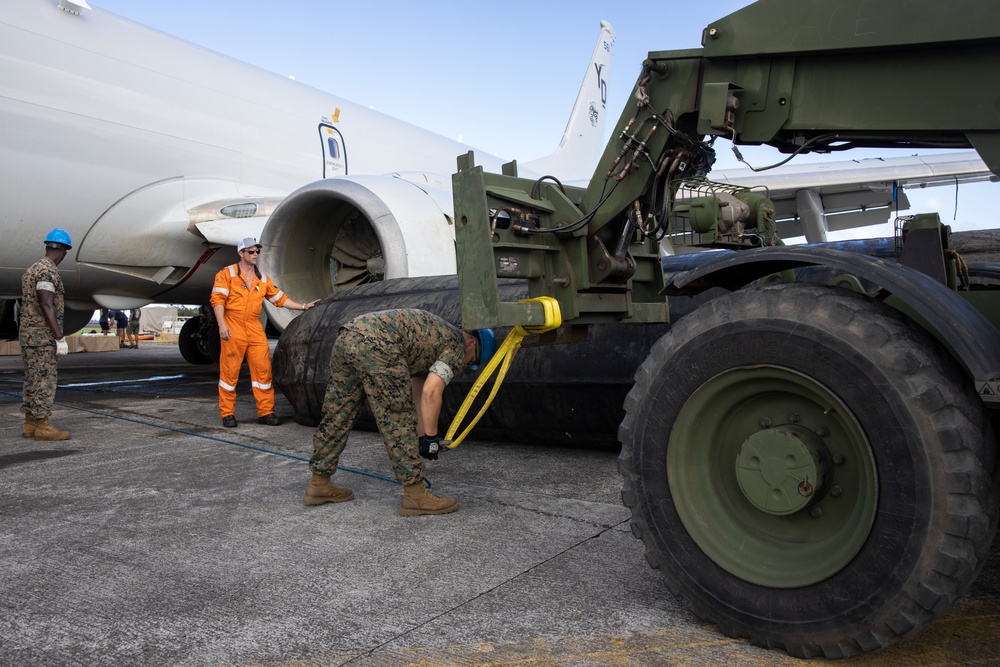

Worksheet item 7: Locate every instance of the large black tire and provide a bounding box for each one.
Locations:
[178,316,215,365]
[619,283,999,658]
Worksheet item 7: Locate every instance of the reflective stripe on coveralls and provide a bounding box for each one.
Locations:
[210,263,288,418]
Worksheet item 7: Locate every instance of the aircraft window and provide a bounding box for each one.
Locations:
[318,122,347,177]
[221,203,258,218]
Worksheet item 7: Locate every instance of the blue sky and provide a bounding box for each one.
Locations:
[93,0,996,239]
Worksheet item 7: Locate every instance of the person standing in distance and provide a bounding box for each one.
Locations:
[20,228,73,441]
[125,308,141,348]
[211,237,318,428]
[304,308,496,516]
[113,308,128,347]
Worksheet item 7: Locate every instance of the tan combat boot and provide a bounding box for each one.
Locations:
[22,414,38,438]
[303,474,354,505]
[33,419,70,441]
[400,482,458,516]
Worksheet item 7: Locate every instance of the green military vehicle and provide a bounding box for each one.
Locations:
[452,0,1000,657]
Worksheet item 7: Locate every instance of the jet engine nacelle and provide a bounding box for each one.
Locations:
[257,174,457,332]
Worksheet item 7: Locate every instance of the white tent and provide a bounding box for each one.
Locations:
[135,307,179,334]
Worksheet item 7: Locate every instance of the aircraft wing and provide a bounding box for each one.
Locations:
[711,152,994,241]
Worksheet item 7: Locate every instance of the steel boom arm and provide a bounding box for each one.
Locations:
[454,0,1000,330]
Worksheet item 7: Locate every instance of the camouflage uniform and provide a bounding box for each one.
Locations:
[311,309,468,485]
[19,256,64,420]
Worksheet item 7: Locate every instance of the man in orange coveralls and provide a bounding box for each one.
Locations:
[211,237,318,428]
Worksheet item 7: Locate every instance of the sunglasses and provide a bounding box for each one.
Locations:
[242,248,261,255]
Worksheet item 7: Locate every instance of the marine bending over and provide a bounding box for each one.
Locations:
[304,308,496,516]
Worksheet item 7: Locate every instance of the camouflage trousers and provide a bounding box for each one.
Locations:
[21,343,58,420]
[310,328,425,485]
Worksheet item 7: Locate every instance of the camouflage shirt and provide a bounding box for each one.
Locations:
[20,256,64,347]
[343,309,467,384]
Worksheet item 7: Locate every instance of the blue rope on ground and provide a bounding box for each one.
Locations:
[0,385,401,485]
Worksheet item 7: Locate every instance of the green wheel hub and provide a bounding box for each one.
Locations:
[736,426,827,515]
[667,366,878,588]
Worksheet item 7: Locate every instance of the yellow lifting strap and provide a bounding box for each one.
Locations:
[444,297,562,449]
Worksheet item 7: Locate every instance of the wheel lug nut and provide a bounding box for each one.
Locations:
[759,417,772,428]
[810,506,823,518]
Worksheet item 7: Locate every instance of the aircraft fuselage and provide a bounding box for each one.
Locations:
[1,0,507,312]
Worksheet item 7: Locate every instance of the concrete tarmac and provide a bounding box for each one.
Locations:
[1,343,998,666]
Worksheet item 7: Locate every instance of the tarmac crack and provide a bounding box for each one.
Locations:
[341,517,631,666]
[462,492,625,529]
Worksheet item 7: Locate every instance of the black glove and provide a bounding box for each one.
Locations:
[418,435,440,460]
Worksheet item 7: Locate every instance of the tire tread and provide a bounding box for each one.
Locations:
[618,283,999,658]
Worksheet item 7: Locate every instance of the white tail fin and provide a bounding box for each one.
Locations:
[523,21,615,183]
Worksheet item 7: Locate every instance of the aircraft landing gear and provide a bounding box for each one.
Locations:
[178,310,219,364]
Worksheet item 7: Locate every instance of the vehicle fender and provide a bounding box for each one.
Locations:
[664,245,1000,389]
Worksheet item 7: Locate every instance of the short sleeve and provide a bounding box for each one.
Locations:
[429,360,454,385]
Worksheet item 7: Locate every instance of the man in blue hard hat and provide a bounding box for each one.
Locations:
[19,228,73,441]
[303,308,496,516]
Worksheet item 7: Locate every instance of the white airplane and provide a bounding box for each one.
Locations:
[1,1,993,363]
[1,0,614,360]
